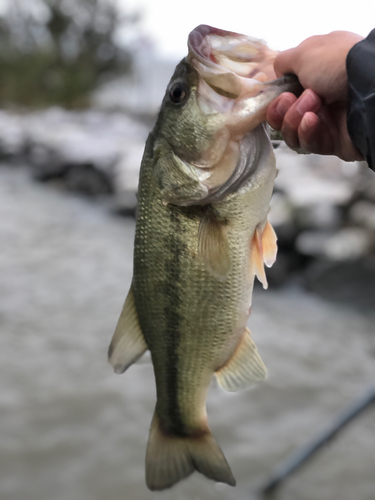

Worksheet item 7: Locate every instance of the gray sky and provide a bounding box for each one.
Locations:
[120,0,374,60]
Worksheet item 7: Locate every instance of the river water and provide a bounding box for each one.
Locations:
[1,164,374,500]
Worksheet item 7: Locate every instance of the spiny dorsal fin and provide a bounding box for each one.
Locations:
[198,211,231,280]
[108,285,147,374]
[251,219,278,289]
[215,327,267,392]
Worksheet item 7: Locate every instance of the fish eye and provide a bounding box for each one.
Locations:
[169,82,188,104]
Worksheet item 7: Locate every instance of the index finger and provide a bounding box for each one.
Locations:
[274,48,298,78]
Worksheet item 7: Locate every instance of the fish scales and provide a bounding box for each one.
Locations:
[108,24,302,491]
[134,139,245,432]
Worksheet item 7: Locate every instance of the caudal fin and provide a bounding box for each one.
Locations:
[145,412,236,491]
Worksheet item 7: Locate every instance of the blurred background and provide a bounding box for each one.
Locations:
[0,1,374,500]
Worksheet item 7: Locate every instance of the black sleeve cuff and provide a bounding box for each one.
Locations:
[346,29,375,171]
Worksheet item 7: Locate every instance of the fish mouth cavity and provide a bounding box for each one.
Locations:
[164,26,299,207]
[187,24,278,101]
[173,25,277,206]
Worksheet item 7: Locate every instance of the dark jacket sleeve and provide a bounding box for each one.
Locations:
[346,29,375,171]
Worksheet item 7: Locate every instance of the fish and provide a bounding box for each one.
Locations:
[108,25,302,491]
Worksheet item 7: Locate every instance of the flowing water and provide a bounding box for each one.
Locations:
[1,164,374,500]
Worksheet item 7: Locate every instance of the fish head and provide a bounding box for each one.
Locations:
[154,25,301,206]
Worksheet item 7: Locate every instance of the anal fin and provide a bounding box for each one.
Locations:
[108,285,147,374]
[215,327,267,392]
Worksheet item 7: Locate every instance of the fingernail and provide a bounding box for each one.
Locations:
[296,91,319,115]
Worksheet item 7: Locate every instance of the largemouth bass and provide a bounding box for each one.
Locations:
[108,25,301,491]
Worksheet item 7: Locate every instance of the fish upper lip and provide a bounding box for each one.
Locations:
[188,25,240,68]
[187,25,243,99]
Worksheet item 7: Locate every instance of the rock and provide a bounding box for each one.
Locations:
[355,163,375,202]
[262,251,308,288]
[27,108,148,173]
[0,108,150,196]
[114,141,145,194]
[296,231,332,258]
[114,190,138,218]
[63,163,113,195]
[269,192,293,227]
[324,228,374,260]
[304,258,375,311]
[349,200,375,231]
[0,110,26,157]
[112,141,145,216]
[274,146,355,207]
[296,228,374,260]
[296,203,343,230]
[269,192,297,246]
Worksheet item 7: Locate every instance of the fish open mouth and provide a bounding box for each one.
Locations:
[187,24,278,100]
[162,25,302,207]
[178,26,282,205]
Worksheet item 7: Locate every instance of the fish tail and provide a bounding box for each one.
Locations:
[145,411,236,490]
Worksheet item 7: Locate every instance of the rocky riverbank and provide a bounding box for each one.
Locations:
[1,108,375,302]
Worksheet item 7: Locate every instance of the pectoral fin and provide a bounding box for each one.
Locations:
[108,285,147,374]
[215,327,267,392]
[262,220,278,267]
[198,212,231,280]
[251,220,277,289]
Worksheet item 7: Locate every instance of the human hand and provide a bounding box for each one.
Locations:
[266,31,365,161]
